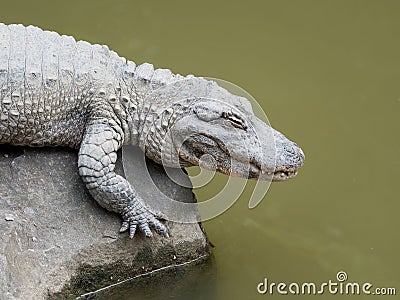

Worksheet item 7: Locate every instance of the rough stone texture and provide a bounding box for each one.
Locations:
[0,145,210,299]
[85,255,217,299]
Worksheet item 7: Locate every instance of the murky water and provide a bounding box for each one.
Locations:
[1,1,399,299]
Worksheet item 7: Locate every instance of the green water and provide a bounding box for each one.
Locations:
[1,1,399,299]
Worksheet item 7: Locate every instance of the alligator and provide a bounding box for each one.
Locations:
[0,23,305,238]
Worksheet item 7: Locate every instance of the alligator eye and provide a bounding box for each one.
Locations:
[222,112,247,130]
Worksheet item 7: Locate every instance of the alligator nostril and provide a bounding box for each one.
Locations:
[285,146,296,155]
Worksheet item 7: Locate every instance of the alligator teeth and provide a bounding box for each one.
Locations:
[260,169,274,175]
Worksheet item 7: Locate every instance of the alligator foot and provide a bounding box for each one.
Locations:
[119,203,169,238]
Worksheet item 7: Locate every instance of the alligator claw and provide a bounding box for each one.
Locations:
[120,205,168,238]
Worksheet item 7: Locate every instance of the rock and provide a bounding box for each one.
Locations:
[0,145,210,299]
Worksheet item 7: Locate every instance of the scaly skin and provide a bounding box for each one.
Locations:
[0,24,305,238]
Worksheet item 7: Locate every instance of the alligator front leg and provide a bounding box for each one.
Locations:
[78,120,168,238]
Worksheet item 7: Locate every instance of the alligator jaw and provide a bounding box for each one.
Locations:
[258,145,305,182]
[265,167,299,182]
[214,164,302,182]
[178,137,305,182]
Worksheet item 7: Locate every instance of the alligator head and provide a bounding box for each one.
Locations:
[142,77,305,182]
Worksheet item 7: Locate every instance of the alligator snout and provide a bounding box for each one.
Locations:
[283,142,305,168]
[271,130,305,181]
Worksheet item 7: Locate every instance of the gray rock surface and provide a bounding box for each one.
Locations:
[0,146,210,299]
